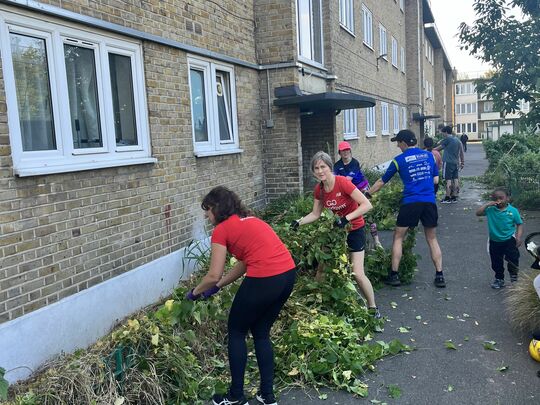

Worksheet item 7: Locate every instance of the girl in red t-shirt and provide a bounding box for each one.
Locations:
[187,186,296,405]
[292,151,380,318]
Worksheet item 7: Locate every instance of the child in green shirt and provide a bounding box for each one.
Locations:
[476,188,523,289]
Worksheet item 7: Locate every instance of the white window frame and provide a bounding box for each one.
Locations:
[362,4,373,49]
[366,106,376,137]
[400,46,405,72]
[297,0,324,66]
[392,104,399,134]
[339,0,355,34]
[381,102,389,135]
[400,0,404,12]
[0,11,154,176]
[188,56,240,156]
[391,36,398,68]
[379,24,387,59]
[343,109,358,139]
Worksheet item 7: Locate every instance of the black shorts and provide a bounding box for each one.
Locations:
[396,202,438,228]
[347,227,365,252]
[442,162,459,180]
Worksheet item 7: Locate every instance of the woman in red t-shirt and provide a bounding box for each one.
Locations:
[187,186,296,405]
[292,151,379,318]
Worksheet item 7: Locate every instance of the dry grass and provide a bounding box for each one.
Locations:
[505,269,540,333]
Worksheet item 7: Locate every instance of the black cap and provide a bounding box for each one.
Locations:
[391,129,417,146]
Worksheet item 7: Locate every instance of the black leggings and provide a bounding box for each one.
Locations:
[489,237,519,280]
[228,268,296,398]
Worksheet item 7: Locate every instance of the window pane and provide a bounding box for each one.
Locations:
[311,0,323,63]
[64,44,102,149]
[189,68,208,142]
[10,33,56,151]
[297,0,312,59]
[109,53,138,146]
[216,72,232,142]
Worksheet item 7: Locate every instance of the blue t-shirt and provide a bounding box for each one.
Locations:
[483,204,523,242]
[381,147,439,205]
[333,158,369,190]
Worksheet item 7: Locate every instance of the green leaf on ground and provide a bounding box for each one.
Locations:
[464,336,470,341]
[398,327,410,333]
[497,365,509,372]
[445,341,457,350]
[318,393,328,400]
[446,315,454,319]
[387,384,402,399]
[415,315,422,320]
[390,302,398,308]
[447,385,454,392]
[484,341,500,351]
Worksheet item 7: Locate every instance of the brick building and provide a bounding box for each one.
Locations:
[0,0,454,381]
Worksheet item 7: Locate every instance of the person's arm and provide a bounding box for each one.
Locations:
[433,175,439,185]
[217,260,246,288]
[476,201,497,216]
[459,142,465,169]
[368,178,385,195]
[192,243,227,295]
[297,197,323,226]
[515,223,523,247]
[344,188,372,221]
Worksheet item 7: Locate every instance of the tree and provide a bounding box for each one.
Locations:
[458,0,540,128]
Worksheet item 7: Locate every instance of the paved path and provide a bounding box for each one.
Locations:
[279,144,540,404]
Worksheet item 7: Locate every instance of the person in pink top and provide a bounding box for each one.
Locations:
[291,151,379,318]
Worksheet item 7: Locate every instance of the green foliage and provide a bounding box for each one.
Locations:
[458,0,540,126]
[481,132,540,209]
[0,367,8,401]
[10,194,416,403]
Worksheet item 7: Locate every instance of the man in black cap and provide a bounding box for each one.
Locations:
[367,129,446,288]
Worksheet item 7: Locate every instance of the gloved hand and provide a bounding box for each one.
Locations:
[186,288,201,301]
[334,217,349,228]
[201,285,221,299]
[364,191,372,200]
[290,219,300,231]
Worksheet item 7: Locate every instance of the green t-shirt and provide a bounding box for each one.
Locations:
[483,204,523,242]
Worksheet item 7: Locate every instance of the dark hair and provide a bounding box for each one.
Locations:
[423,137,434,149]
[492,187,510,197]
[441,126,453,134]
[201,186,251,224]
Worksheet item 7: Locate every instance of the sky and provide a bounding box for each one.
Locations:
[430,0,491,75]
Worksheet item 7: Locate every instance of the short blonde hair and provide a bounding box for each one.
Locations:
[310,151,333,172]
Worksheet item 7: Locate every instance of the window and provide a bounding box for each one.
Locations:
[455,84,460,95]
[391,37,398,67]
[401,106,407,129]
[393,104,399,134]
[400,46,405,72]
[1,12,152,176]
[343,109,358,139]
[339,0,354,33]
[381,102,389,135]
[400,0,404,12]
[484,101,494,112]
[188,57,239,155]
[379,24,387,58]
[366,106,375,136]
[297,0,323,64]
[362,5,373,48]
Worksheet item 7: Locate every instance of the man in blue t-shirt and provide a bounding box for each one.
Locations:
[368,129,445,288]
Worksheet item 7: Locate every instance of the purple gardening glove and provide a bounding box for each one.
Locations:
[186,288,201,301]
[201,285,221,299]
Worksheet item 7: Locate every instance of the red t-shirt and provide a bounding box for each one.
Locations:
[211,215,295,278]
[314,175,365,230]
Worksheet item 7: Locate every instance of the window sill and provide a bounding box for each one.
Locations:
[363,42,374,52]
[15,157,157,177]
[339,24,356,37]
[297,56,327,71]
[343,134,358,140]
[365,133,377,138]
[194,148,244,158]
